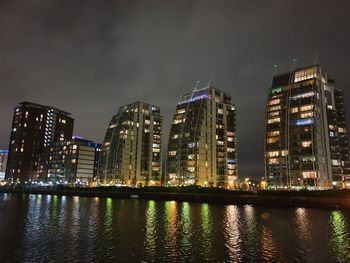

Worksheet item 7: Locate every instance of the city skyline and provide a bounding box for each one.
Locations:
[1,1,350,180]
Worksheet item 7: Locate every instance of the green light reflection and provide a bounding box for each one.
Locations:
[329,211,350,262]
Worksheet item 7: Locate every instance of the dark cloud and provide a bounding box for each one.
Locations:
[1,0,350,179]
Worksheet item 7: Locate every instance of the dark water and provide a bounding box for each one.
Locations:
[0,194,350,263]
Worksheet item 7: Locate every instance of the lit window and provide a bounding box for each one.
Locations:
[269,99,280,106]
[169,151,177,156]
[267,117,281,124]
[302,171,316,178]
[267,130,280,136]
[291,107,298,113]
[268,158,279,164]
[173,119,183,124]
[268,105,282,111]
[338,127,346,133]
[300,112,313,118]
[267,151,279,157]
[267,137,279,144]
[301,141,312,147]
[300,105,313,111]
[269,111,280,117]
[281,150,288,156]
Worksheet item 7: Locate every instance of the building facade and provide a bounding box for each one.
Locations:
[264,65,350,189]
[6,102,74,182]
[98,102,162,186]
[0,150,8,180]
[48,137,101,184]
[167,86,237,188]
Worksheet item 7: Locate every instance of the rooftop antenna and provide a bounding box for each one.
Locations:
[207,75,214,88]
[313,52,319,66]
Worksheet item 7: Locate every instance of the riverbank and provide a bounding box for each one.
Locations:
[1,186,350,209]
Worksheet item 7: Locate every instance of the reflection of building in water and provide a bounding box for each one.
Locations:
[261,225,278,261]
[329,211,350,262]
[224,205,241,262]
[165,201,178,257]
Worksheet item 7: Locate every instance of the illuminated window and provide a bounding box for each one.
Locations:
[177,109,186,114]
[300,105,313,111]
[152,148,160,153]
[338,127,346,133]
[267,151,279,157]
[169,151,177,156]
[269,99,280,106]
[291,107,298,113]
[301,141,312,147]
[294,67,317,83]
[332,159,340,166]
[188,167,195,172]
[268,158,279,164]
[267,130,280,136]
[172,134,179,139]
[300,112,313,118]
[173,119,183,124]
[227,137,234,142]
[268,105,282,111]
[267,137,279,144]
[267,117,281,124]
[269,111,280,117]
[281,150,288,156]
[217,108,224,114]
[302,171,316,178]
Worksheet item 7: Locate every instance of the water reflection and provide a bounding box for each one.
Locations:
[329,211,350,262]
[244,205,259,261]
[224,205,242,262]
[164,201,178,257]
[144,200,157,258]
[1,194,350,263]
[180,202,192,260]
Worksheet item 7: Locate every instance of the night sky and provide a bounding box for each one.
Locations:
[1,0,350,179]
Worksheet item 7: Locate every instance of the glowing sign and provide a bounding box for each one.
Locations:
[0,150,9,153]
[291,92,314,100]
[178,94,209,105]
[296,118,314,126]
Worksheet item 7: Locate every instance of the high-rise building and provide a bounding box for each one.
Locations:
[167,86,237,188]
[98,102,162,186]
[264,65,350,189]
[48,137,101,184]
[0,150,8,180]
[6,102,74,182]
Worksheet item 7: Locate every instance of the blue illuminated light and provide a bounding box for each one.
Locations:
[296,118,314,126]
[227,159,236,164]
[0,150,9,153]
[178,94,209,105]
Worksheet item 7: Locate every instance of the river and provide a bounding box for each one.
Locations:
[0,193,349,262]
